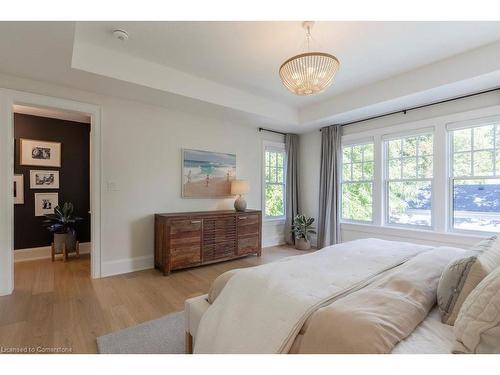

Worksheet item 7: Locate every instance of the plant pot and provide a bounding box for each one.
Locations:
[295,237,311,251]
[53,232,77,253]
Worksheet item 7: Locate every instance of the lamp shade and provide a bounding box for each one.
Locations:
[231,180,250,195]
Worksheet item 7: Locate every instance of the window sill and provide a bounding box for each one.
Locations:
[264,217,286,225]
[340,222,490,248]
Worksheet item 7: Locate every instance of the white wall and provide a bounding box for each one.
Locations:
[299,91,500,248]
[0,73,285,277]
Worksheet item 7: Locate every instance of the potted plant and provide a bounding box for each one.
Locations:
[291,214,316,250]
[43,202,83,253]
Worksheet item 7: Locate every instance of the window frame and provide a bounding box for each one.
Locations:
[340,140,375,224]
[338,106,500,241]
[447,122,500,235]
[382,131,435,230]
[262,141,286,222]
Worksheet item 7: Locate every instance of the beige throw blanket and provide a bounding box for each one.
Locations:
[291,246,464,353]
[194,239,436,354]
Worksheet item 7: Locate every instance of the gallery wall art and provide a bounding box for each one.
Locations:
[20,138,61,167]
[14,113,91,250]
[182,149,236,198]
[13,174,24,204]
[34,192,59,217]
[30,170,60,189]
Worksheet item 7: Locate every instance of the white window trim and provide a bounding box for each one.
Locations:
[447,122,500,234]
[262,140,286,222]
[340,140,375,224]
[340,104,500,239]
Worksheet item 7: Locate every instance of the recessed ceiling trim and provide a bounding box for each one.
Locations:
[71,40,299,125]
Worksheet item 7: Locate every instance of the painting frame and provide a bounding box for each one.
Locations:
[30,170,60,189]
[181,148,236,198]
[20,138,61,167]
[13,174,24,205]
[34,192,59,217]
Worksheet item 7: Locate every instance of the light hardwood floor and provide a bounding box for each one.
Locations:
[0,245,307,353]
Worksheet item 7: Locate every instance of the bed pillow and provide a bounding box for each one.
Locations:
[437,236,499,325]
[453,266,500,354]
[469,236,497,253]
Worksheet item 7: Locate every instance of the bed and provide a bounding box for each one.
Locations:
[184,239,465,354]
[185,299,455,354]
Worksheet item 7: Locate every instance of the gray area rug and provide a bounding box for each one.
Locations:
[97,311,185,354]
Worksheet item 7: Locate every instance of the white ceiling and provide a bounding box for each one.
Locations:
[1,21,500,132]
[75,21,500,107]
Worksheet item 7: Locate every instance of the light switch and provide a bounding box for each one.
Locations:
[107,181,118,191]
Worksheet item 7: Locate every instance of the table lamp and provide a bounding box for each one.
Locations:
[231,180,250,212]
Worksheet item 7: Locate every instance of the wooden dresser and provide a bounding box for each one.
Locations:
[154,210,262,275]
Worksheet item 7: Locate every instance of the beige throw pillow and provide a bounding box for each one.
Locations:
[437,236,499,325]
[453,267,500,354]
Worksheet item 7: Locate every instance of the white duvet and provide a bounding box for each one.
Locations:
[194,239,441,354]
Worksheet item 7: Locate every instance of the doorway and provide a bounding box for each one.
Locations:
[0,89,102,296]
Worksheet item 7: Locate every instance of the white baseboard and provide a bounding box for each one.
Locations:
[0,283,13,297]
[14,242,91,262]
[101,255,154,278]
[263,235,286,248]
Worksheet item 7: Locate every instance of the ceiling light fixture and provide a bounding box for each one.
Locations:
[279,21,339,96]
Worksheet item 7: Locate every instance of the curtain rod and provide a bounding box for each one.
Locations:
[258,127,287,136]
[319,86,500,131]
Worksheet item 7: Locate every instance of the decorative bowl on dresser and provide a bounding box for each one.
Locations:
[154,210,262,275]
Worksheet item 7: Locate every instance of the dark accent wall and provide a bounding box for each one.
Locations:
[14,113,91,250]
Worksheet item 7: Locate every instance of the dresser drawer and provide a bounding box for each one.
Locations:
[204,240,236,261]
[170,219,202,237]
[238,235,260,255]
[171,245,201,269]
[237,214,260,236]
[169,219,201,269]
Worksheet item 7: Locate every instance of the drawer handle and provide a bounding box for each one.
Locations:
[239,217,247,220]
[191,220,201,224]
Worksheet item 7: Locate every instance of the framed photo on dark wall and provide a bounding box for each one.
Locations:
[34,192,58,216]
[20,138,61,167]
[30,170,60,189]
[13,174,24,204]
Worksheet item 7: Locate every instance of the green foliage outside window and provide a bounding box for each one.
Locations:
[453,125,500,178]
[341,143,374,221]
[386,134,433,226]
[265,149,285,217]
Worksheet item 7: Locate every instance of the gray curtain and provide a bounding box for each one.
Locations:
[317,124,342,248]
[285,133,300,245]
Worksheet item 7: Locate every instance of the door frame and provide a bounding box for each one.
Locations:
[0,89,102,295]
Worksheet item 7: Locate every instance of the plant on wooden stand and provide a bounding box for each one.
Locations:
[291,214,316,250]
[43,202,83,256]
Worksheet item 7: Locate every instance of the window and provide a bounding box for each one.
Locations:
[450,123,500,233]
[385,133,433,227]
[264,144,286,219]
[341,142,374,222]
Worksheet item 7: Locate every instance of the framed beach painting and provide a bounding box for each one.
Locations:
[20,138,61,167]
[182,149,236,198]
[13,174,24,204]
[30,170,60,189]
[34,192,58,216]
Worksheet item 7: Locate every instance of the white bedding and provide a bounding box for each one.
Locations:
[185,298,456,354]
[392,307,454,354]
[194,239,433,353]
